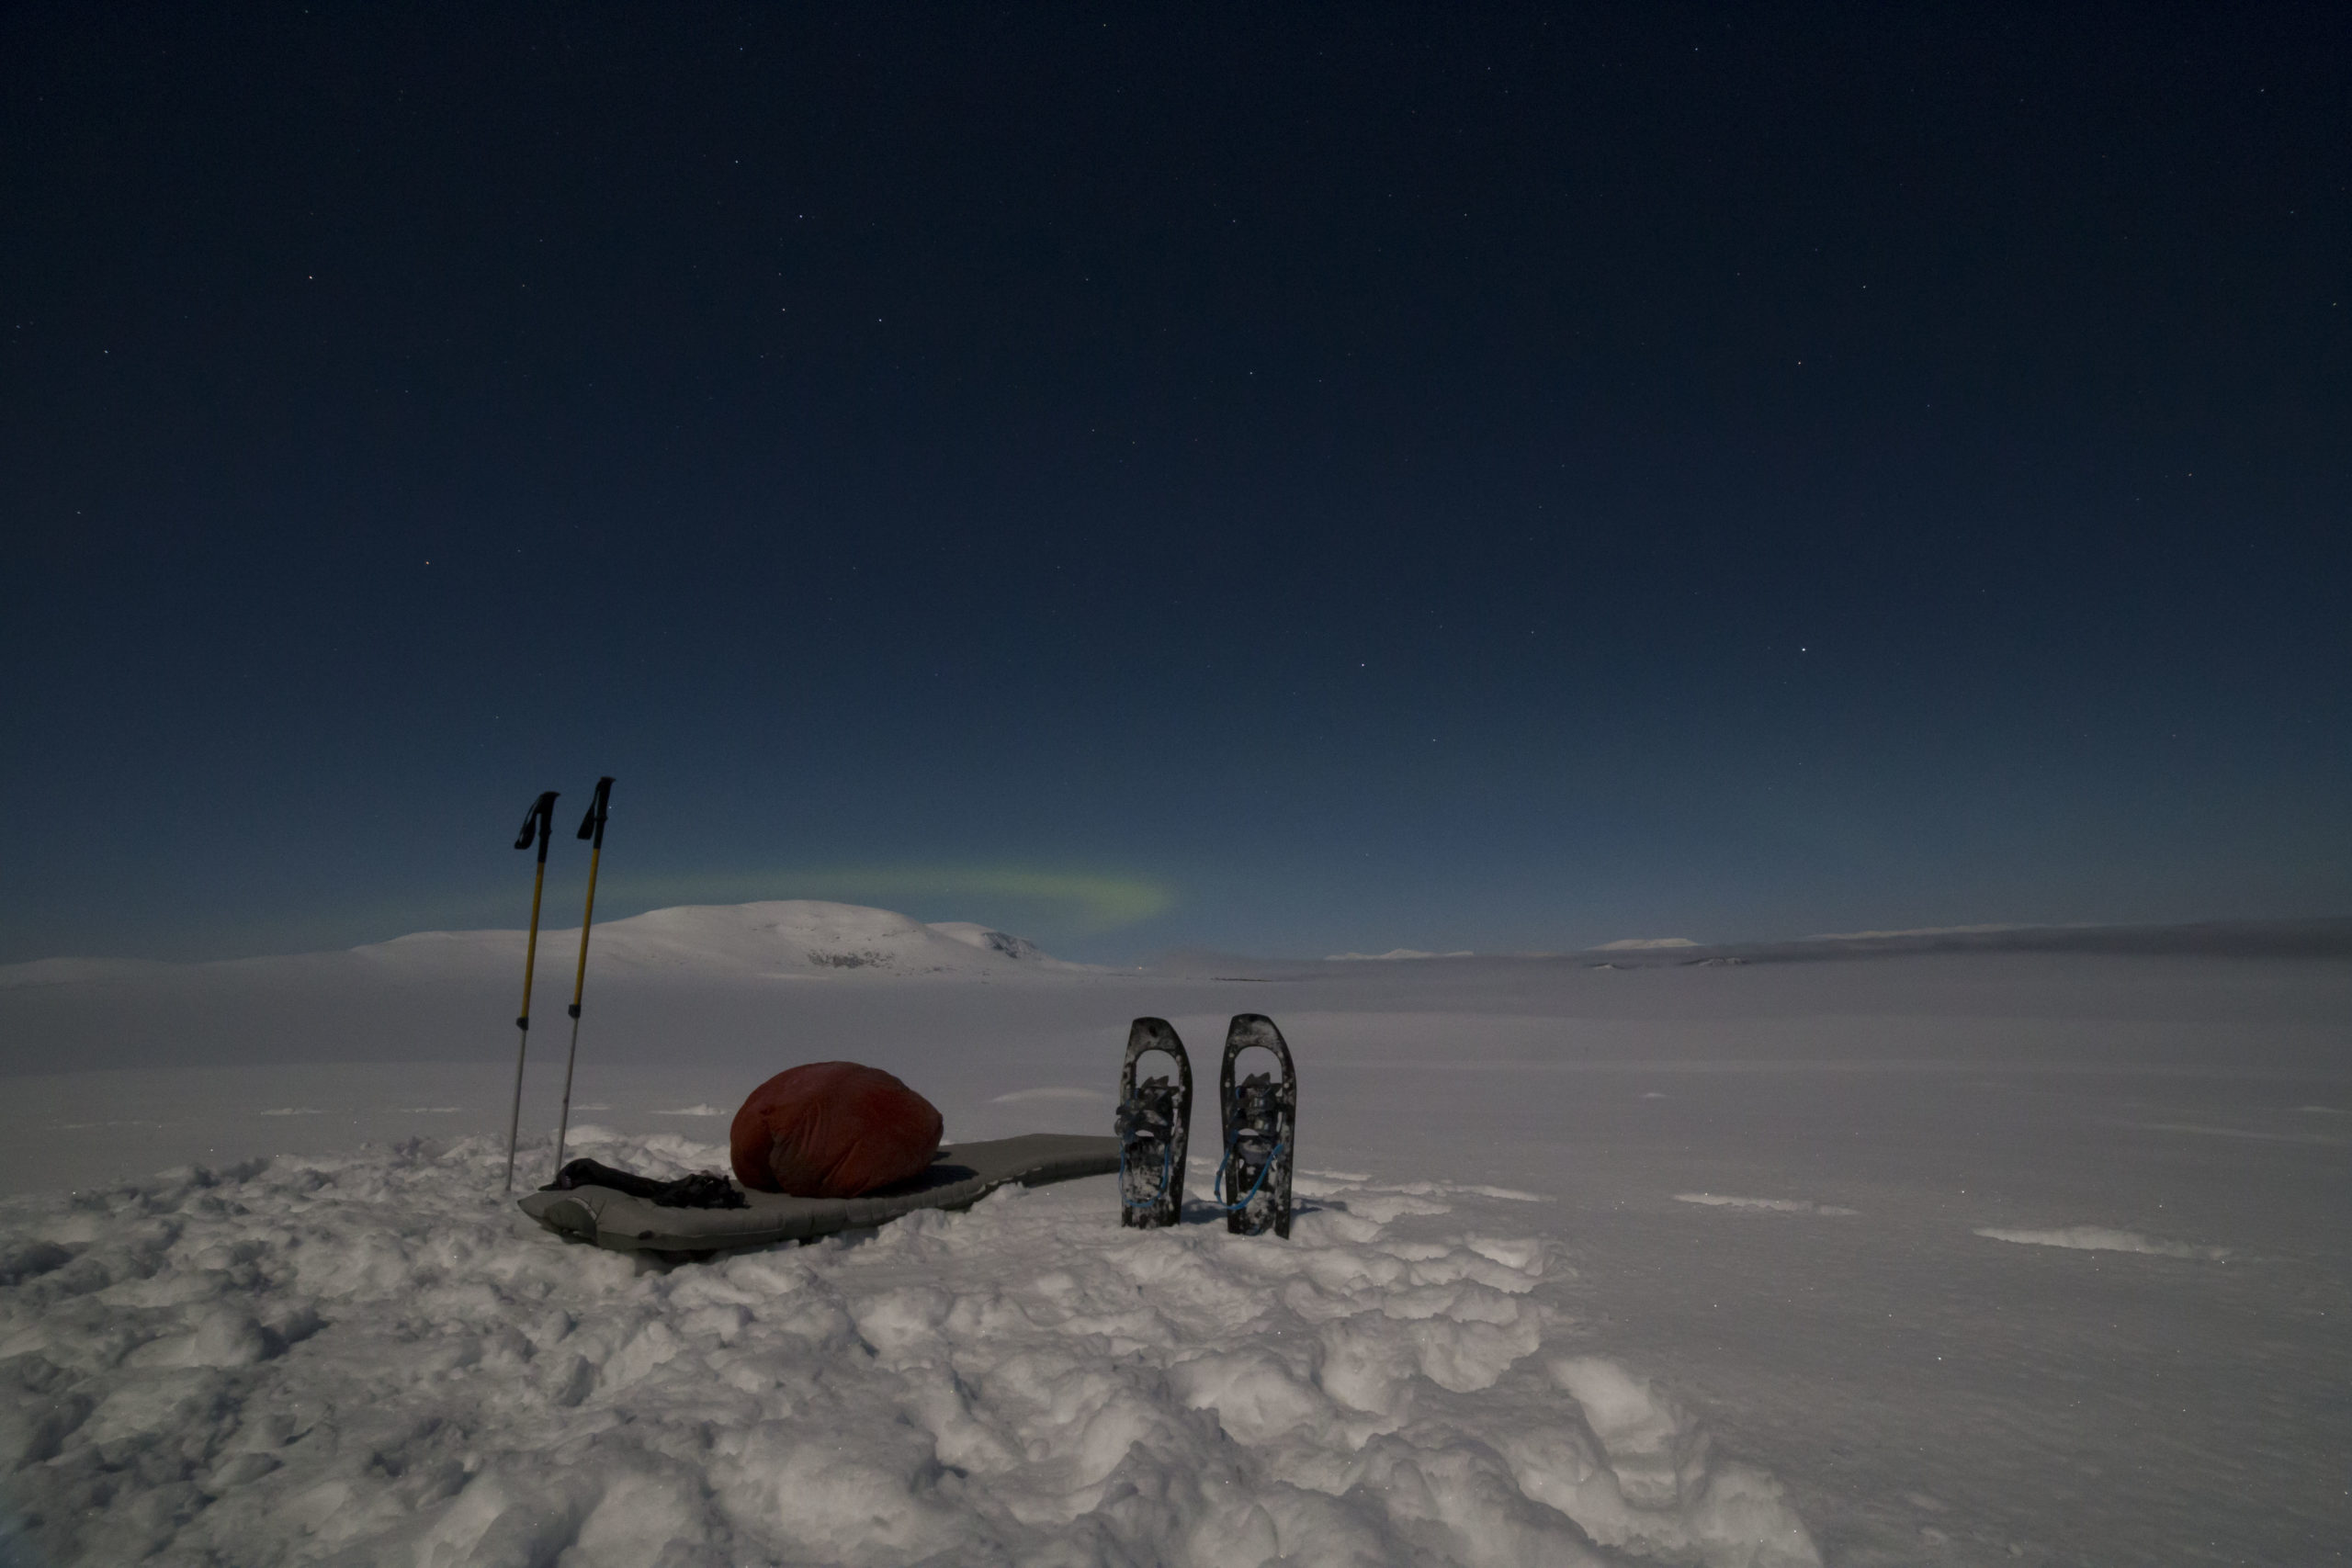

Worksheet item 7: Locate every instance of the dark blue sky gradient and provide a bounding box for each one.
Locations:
[5,4,2347,963]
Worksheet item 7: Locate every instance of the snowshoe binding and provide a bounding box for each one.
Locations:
[1217,1013,1296,1237]
[1115,1017,1193,1229]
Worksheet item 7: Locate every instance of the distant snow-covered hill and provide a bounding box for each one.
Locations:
[0,901,1091,987]
[356,900,1090,979]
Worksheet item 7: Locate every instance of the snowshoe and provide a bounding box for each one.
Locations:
[1115,1017,1193,1228]
[1217,1014,1295,1237]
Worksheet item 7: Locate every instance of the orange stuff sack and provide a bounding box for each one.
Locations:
[729,1062,944,1199]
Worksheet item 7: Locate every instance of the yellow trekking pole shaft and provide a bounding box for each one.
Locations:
[553,776,614,1179]
[504,791,559,1192]
[568,841,602,1012]
[519,856,550,1023]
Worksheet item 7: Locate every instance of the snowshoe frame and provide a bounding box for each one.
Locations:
[1116,1017,1192,1228]
[1217,1013,1295,1237]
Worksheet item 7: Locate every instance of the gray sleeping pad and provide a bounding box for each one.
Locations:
[517,1133,1121,1255]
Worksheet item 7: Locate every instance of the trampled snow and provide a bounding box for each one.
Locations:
[4,907,2350,1565]
[0,1132,1815,1568]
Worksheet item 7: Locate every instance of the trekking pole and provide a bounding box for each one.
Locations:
[552,776,614,1180]
[504,790,560,1192]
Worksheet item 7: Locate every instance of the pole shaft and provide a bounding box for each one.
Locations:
[568,840,603,1010]
[553,839,605,1177]
[518,844,549,1024]
[504,1024,530,1193]
[504,840,551,1193]
[554,1012,583,1177]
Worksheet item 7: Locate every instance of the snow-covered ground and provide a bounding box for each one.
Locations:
[3,905,2347,1565]
[0,1133,1815,1568]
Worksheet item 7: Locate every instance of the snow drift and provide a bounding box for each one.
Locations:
[0,1133,1818,1568]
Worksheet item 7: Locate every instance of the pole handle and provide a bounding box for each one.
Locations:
[515,791,560,852]
[576,776,614,846]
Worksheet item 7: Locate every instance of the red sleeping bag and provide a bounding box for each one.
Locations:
[729,1062,944,1199]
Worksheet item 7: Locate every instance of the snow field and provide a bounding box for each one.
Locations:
[0,1134,1818,1568]
[8,939,2346,1562]
[1970,1225,2231,1260]
[1668,1197,1858,1217]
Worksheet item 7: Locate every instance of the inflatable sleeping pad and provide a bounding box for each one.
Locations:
[517,1133,1121,1255]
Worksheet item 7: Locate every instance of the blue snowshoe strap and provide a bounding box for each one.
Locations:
[1118,1139,1177,1211]
[1208,1134,1289,1213]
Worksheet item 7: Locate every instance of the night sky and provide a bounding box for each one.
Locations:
[5,5,2346,965]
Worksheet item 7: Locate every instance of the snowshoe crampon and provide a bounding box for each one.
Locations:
[1218,1013,1295,1237]
[1115,1017,1192,1228]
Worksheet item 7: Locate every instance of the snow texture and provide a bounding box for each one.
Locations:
[0,901,1085,990]
[0,1131,1815,1568]
[1971,1225,2230,1260]
[7,906,2352,1565]
[1671,1196,1858,1217]
[925,922,1056,965]
[1326,951,1476,963]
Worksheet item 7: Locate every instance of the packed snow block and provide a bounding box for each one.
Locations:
[729,1061,944,1198]
[517,1134,1121,1255]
